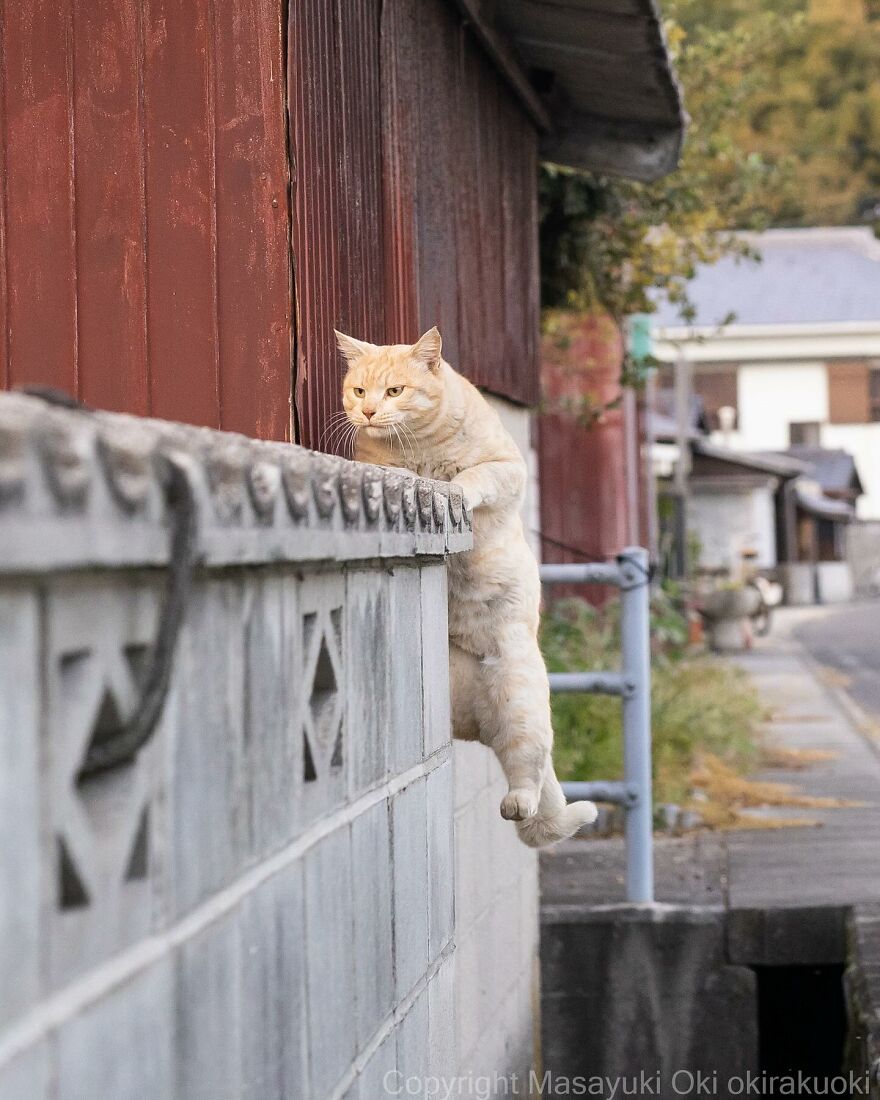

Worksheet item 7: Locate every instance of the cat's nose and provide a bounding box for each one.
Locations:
[363,407,376,420]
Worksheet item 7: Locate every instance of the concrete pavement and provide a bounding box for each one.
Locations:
[792,599,880,725]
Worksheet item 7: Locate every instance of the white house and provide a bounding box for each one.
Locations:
[652,227,880,520]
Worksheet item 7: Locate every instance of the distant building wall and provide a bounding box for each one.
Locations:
[737,362,829,450]
[822,424,880,519]
[0,394,538,1100]
[848,520,880,595]
[690,486,777,571]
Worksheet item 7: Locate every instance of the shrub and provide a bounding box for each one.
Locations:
[540,592,764,807]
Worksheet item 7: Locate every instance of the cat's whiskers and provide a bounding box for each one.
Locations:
[397,421,422,469]
[324,418,359,457]
[318,411,354,451]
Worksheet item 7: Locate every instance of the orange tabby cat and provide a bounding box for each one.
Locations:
[337,326,598,847]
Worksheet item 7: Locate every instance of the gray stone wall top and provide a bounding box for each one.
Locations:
[0,393,472,573]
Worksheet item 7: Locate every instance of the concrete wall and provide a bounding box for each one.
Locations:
[822,423,880,520]
[690,485,777,571]
[0,394,538,1100]
[848,520,880,596]
[485,395,541,561]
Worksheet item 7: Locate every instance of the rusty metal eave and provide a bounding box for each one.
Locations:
[448,0,686,183]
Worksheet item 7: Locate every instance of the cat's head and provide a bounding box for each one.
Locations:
[336,327,445,436]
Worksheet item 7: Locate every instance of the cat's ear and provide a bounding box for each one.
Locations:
[410,326,442,373]
[334,329,376,366]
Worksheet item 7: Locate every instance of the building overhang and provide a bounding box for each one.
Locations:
[795,487,855,524]
[652,321,880,365]
[450,0,686,182]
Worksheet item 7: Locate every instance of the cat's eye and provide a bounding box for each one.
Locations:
[353,387,365,397]
[386,385,404,397]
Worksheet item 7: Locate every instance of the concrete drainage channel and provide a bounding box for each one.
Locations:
[539,855,880,1098]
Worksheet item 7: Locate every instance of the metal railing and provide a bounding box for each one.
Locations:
[541,546,654,904]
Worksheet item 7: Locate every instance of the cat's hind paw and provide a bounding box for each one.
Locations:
[500,789,539,821]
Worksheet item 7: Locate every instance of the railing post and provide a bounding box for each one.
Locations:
[618,546,654,903]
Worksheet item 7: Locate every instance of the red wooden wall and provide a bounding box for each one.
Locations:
[288,0,540,451]
[0,0,540,447]
[0,0,292,440]
[538,313,650,579]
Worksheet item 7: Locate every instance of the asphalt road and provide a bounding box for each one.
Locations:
[794,600,880,722]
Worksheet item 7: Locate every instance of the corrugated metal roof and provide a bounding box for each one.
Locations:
[652,228,880,329]
[453,0,685,182]
[795,486,855,522]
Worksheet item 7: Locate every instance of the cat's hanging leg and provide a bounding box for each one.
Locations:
[475,624,597,848]
[474,623,550,821]
[449,642,482,742]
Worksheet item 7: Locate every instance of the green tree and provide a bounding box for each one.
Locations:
[541,4,803,333]
[676,0,880,227]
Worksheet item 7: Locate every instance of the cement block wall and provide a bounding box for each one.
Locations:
[0,395,539,1099]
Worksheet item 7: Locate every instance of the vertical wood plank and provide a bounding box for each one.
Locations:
[0,0,8,390]
[142,0,220,427]
[2,0,78,396]
[213,0,291,441]
[71,0,148,413]
[380,0,419,345]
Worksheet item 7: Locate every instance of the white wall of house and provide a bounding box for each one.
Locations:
[690,486,777,571]
[736,362,829,450]
[821,423,880,520]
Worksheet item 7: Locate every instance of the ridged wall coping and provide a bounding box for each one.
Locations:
[0,393,472,574]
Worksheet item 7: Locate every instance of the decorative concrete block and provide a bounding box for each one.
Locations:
[346,570,391,794]
[240,571,301,860]
[420,566,451,756]
[166,578,246,917]
[0,1041,52,1100]
[388,567,425,775]
[453,740,490,812]
[298,572,349,828]
[396,988,430,1088]
[344,1033,397,1100]
[0,393,472,574]
[174,913,243,1100]
[428,954,458,1079]
[44,577,163,989]
[427,763,454,959]
[0,591,41,1029]
[392,780,430,1000]
[305,827,356,1097]
[239,862,307,1100]
[454,796,487,934]
[352,801,395,1048]
[58,959,174,1100]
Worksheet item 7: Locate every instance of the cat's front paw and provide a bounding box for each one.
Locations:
[500,789,538,821]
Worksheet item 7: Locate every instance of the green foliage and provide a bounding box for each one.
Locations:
[540,593,763,806]
[540,3,796,321]
[676,0,880,227]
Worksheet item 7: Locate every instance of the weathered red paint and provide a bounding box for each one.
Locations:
[1,0,538,446]
[288,0,540,451]
[0,0,291,440]
[538,313,644,598]
[1,0,79,398]
[142,0,221,428]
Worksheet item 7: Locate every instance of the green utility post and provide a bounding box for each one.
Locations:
[623,314,656,555]
[627,313,653,366]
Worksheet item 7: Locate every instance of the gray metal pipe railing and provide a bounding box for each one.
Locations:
[541,546,654,904]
